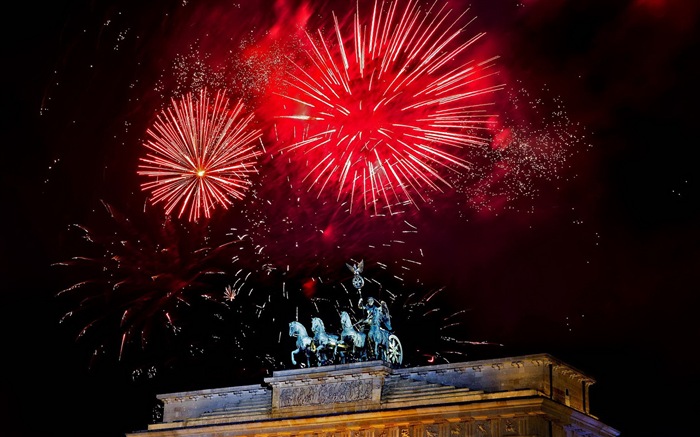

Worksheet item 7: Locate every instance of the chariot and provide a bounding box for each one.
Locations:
[288,260,403,368]
[289,310,403,367]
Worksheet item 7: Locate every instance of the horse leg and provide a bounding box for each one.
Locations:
[291,348,298,366]
[315,347,324,366]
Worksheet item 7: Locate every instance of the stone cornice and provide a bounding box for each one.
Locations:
[392,353,595,385]
[148,354,609,436]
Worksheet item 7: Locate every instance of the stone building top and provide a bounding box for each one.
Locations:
[151,353,601,429]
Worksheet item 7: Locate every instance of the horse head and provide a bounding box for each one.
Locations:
[340,311,352,328]
[311,317,324,334]
[289,321,306,337]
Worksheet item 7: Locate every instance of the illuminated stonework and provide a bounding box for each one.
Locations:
[128,354,619,437]
[278,380,373,407]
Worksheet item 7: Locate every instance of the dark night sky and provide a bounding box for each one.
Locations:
[3,1,699,436]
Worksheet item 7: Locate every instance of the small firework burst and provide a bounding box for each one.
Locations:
[224,284,239,301]
[138,88,263,222]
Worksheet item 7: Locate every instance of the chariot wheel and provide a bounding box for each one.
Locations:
[386,334,403,365]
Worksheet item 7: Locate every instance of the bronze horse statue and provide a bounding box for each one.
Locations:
[340,311,367,361]
[289,321,313,368]
[311,317,341,365]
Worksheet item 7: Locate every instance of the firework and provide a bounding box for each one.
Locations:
[451,83,588,216]
[272,0,502,215]
[53,200,264,368]
[138,88,263,222]
[53,198,496,372]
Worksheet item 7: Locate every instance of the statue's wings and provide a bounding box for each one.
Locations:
[381,300,390,315]
[346,259,364,274]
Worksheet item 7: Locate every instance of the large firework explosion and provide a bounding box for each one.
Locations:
[267,0,503,215]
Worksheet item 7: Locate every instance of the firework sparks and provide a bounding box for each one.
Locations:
[452,83,589,216]
[53,200,261,367]
[52,198,496,371]
[273,0,503,215]
[138,88,263,222]
[46,0,577,378]
[224,284,239,301]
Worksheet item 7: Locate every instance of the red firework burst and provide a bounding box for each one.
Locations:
[138,88,263,222]
[273,0,503,215]
[53,200,263,367]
